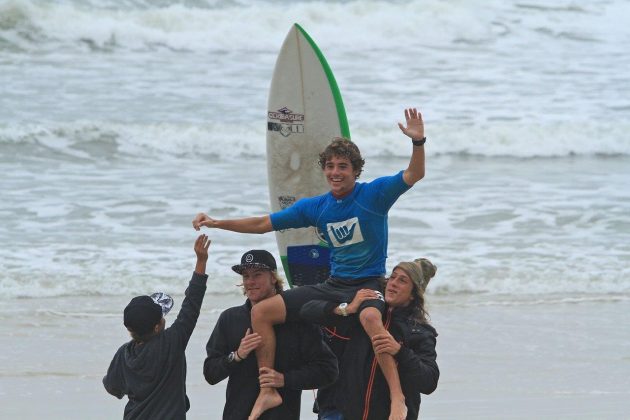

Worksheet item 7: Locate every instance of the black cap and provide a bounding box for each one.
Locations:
[123,296,163,335]
[231,250,277,274]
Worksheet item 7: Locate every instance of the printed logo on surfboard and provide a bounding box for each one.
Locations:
[326,217,364,248]
[268,107,305,137]
[278,195,296,209]
[275,196,296,233]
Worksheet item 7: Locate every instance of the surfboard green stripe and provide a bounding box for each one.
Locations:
[280,256,293,287]
[281,25,344,289]
[295,23,351,139]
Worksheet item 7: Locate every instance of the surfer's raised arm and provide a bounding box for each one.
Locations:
[398,107,426,186]
[192,213,273,234]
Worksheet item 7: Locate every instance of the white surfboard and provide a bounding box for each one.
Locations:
[266,24,350,287]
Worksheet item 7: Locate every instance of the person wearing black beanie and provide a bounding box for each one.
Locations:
[103,234,210,419]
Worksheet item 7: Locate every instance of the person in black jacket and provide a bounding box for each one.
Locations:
[203,249,339,420]
[302,258,439,420]
[103,234,211,420]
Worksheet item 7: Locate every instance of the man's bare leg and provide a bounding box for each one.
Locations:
[360,307,407,420]
[248,295,287,420]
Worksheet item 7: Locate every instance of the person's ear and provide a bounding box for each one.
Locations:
[154,318,165,333]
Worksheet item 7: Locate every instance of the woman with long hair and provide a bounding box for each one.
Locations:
[302,258,440,420]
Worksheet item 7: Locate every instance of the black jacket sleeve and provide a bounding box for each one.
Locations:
[395,324,439,395]
[203,311,237,385]
[102,347,125,399]
[167,272,208,349]
[283,323,339,390]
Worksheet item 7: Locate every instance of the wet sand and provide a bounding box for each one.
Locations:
[1,293,628,419]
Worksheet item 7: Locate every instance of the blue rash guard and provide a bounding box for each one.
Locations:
[270,171,411,280]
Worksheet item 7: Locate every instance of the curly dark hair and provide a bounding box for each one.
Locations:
[318,137,365,179]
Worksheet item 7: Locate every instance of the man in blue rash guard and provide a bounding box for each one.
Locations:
[192,108,428,420]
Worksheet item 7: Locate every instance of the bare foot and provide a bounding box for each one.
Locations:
[388,396,407,420]
[248,389,282,420]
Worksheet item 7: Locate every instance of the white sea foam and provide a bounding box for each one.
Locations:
[2,152,630,298]
[2,0,628,53]
[3,1,628,154]
[1,119,629,160]
[2,0,629,299]
[0,0,505,51]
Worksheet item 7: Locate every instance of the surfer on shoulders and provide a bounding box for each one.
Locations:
[193,107,427,420]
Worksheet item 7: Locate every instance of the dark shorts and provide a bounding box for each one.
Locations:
[281,276,386,320]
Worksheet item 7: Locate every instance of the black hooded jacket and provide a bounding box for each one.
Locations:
[203,300,339,420]
[103,272,207,419]
[301,301,439,420]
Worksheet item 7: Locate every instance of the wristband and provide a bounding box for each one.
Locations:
[412,137,426,146]
[235,349,243,361]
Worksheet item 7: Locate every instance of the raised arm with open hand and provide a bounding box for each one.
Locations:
[398,107,424,140]
[399,107,426,186]
[194,234,211,274]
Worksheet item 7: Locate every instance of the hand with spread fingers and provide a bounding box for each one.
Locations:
[258,367,285,388]
[398,107,424,141]
[371,331,402,356]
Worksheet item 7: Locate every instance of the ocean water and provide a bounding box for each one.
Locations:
[1,0,629,299]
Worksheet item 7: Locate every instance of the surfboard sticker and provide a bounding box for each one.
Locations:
[267,107,306,137]
[278,195,296,209]
[266,23,351,287]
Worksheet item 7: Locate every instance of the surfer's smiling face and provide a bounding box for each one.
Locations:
[324,155,359,198]
[241,268,277,305]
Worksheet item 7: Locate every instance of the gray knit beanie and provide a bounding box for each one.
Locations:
[394,258,437,292]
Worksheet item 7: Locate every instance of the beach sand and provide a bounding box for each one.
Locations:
[1,293,628,419]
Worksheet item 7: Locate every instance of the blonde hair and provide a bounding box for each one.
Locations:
[239,270,285,296]
[271,271,285,294]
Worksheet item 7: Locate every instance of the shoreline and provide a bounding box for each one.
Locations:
[1,294,628,419]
